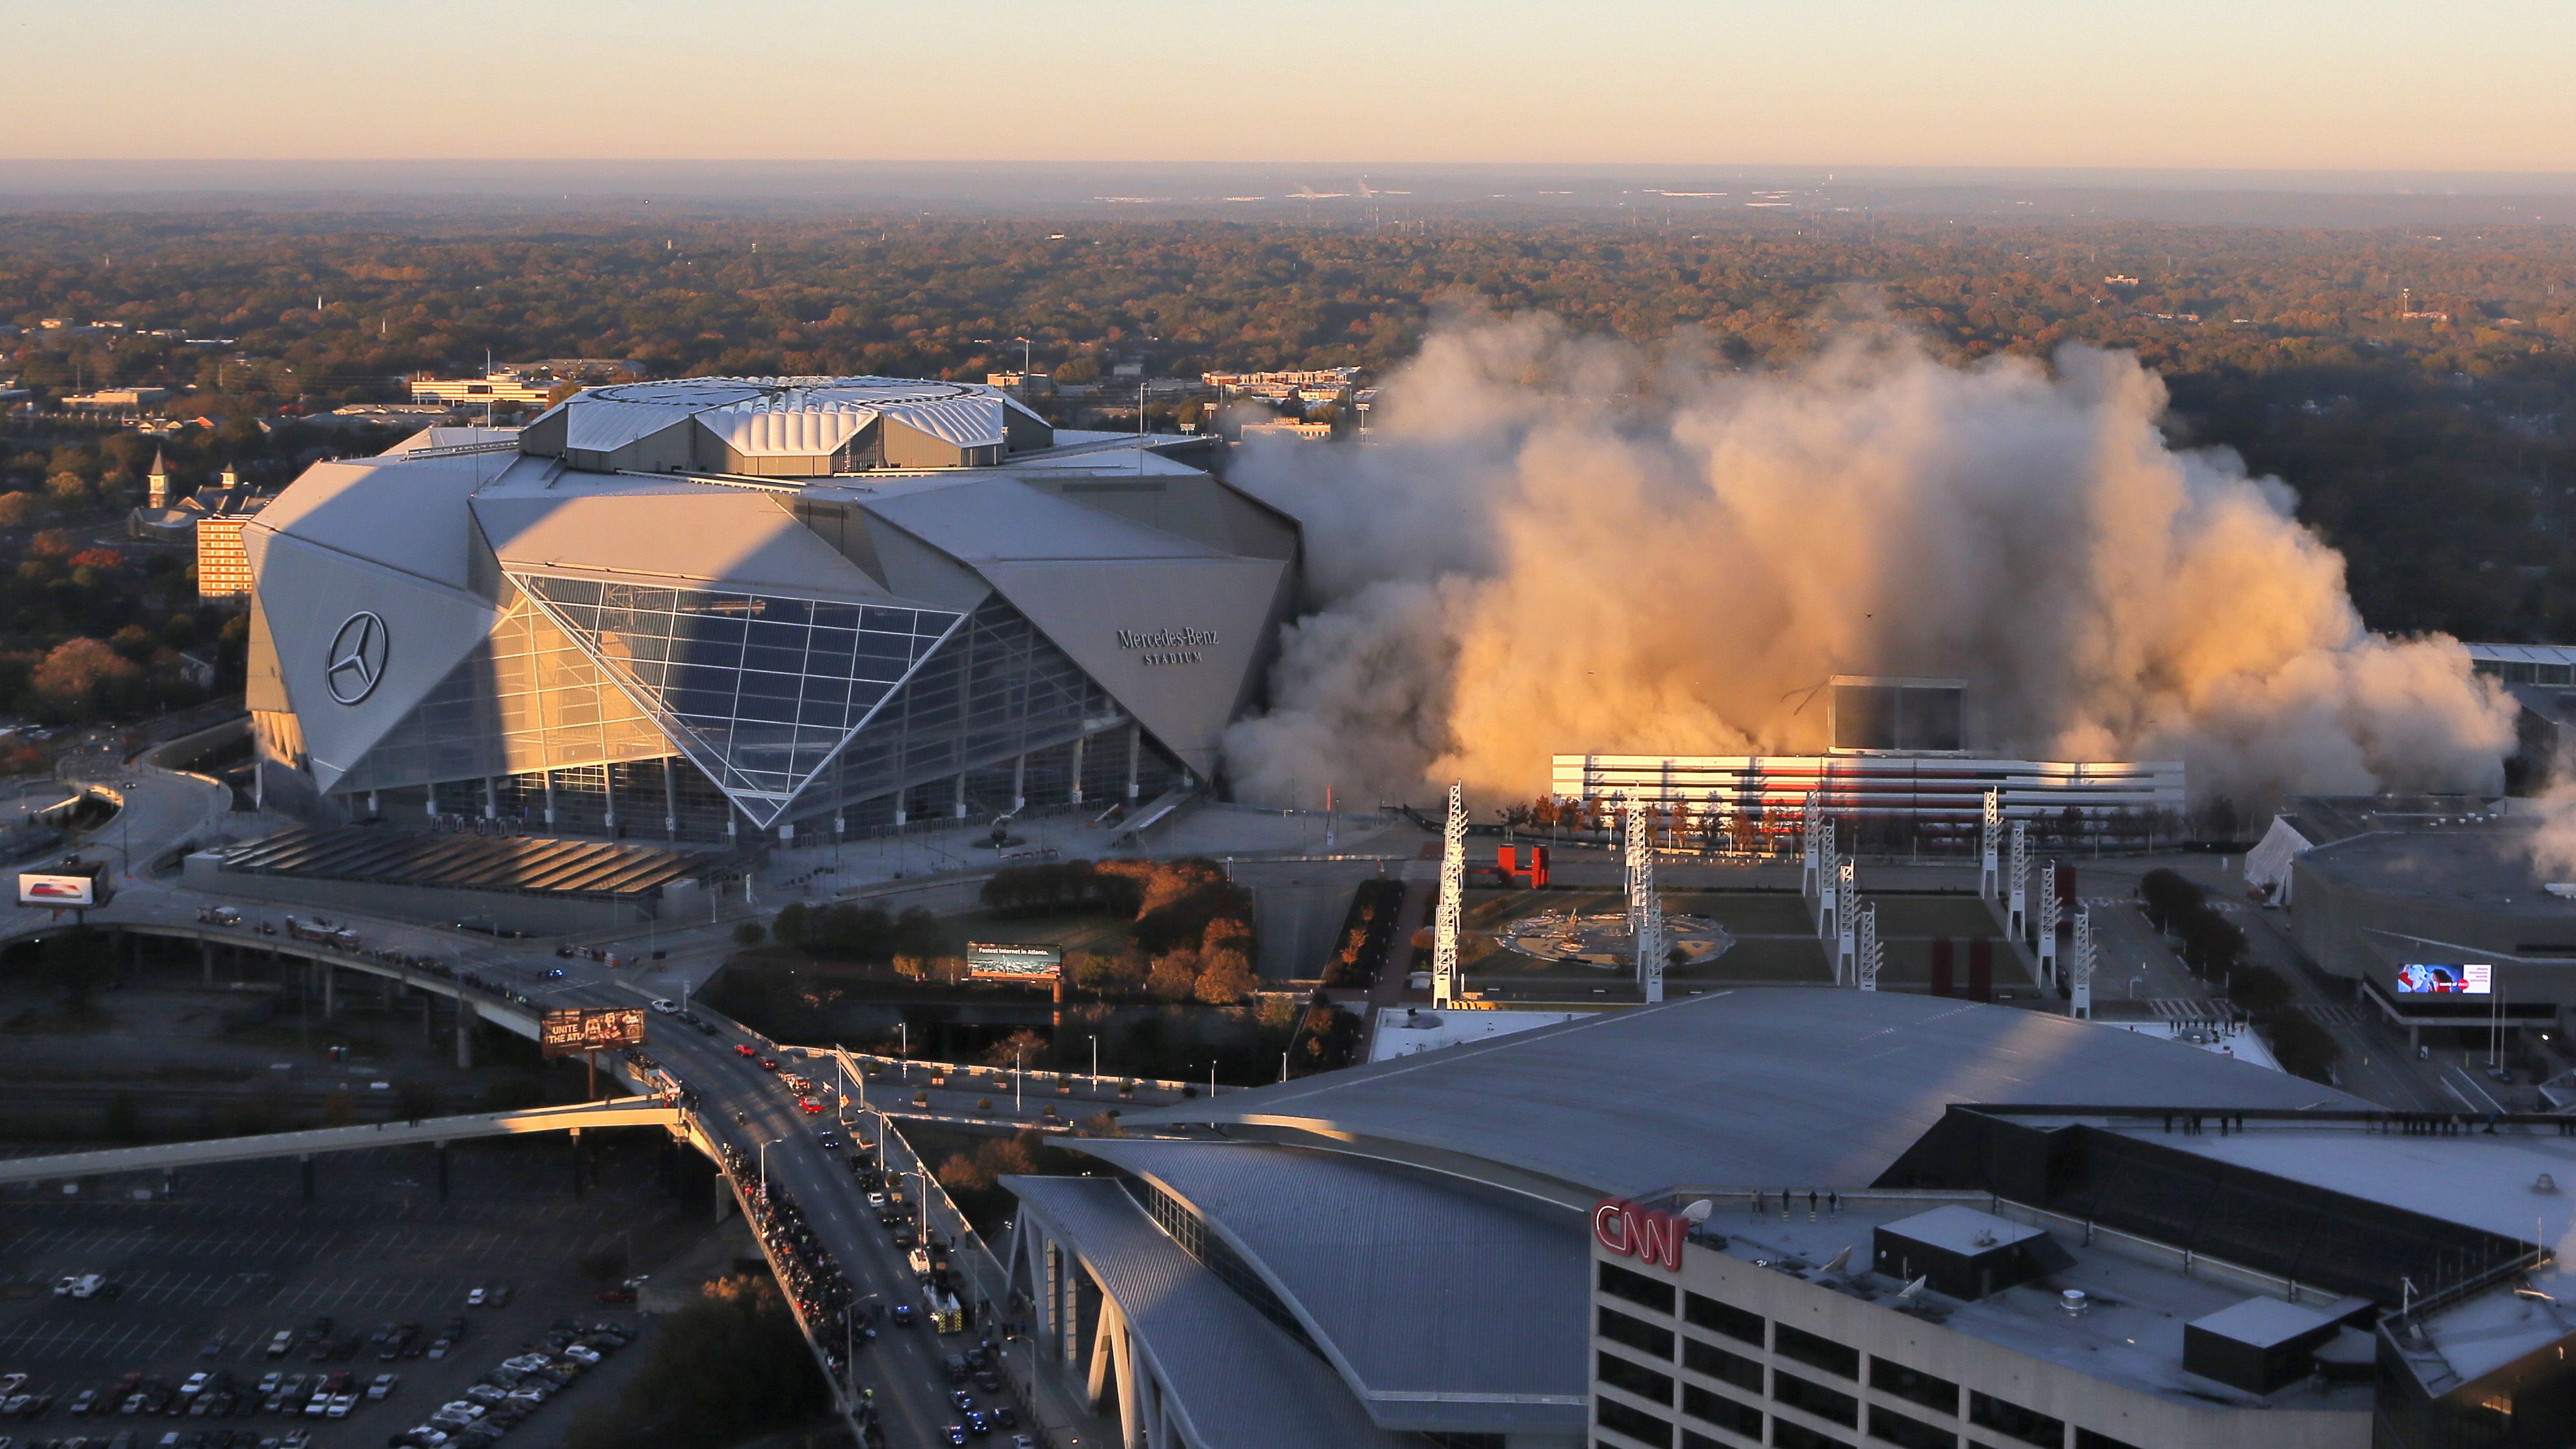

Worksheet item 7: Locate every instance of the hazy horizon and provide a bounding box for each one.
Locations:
[19,1,2576,173]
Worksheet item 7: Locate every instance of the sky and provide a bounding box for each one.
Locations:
[12,0,2574,174]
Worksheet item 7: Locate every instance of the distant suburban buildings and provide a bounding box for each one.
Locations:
[1235,419,1337,442]
[1204,366,1362,404]
[126,451,274,597]
[62,386,171,412]
[193,496,271,598]
[408,372,559,407]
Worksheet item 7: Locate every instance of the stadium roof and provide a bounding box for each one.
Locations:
[1004,1175,1410,1449]
[1071,1137,1587,1433]
[1122,990,2363,1202]
[526,375,1045,461]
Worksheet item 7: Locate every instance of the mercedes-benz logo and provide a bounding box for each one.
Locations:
[325,612,388,705]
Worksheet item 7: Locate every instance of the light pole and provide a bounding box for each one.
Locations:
[1013,1046,1022,1114]
[1089,1035,1098,1083]
[758,1135,784,1201]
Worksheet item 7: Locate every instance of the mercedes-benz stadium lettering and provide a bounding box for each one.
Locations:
[239,377,1301,841]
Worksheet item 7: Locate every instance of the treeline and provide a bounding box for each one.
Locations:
[979,858,1263,1004]
[1320,878,1405,990]
[563,1276,831,1449]
[8,211,2575,642]
[768,901,946,964]
[2139,869,2342,1082]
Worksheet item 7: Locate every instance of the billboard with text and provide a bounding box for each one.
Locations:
[539,1007,647,1058]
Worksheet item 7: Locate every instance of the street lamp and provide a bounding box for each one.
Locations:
[758,1135,785,1200]
[1089,1035,1098,1083]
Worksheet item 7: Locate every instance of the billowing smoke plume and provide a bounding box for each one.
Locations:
[1220,314,2517,814]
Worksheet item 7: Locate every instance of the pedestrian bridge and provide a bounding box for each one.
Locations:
[0,1094,682,1186]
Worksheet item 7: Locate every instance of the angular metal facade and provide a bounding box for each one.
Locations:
[241,379,1298,839]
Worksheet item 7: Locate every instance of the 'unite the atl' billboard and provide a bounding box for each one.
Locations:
[539,1007,647,1059]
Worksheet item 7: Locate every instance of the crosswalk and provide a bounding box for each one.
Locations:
[2141,997,2364,1025]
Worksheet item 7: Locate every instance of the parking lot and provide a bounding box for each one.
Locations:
[0,1135,704,1447]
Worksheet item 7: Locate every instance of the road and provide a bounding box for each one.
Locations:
[9,718,1214,1446]
[2063,855,2495,1114]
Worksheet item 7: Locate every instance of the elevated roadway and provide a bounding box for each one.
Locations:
[5,713,1217,1444]
[0,1095,680,1185]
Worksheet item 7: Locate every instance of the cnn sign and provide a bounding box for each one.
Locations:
[1593,1197,1685,1272]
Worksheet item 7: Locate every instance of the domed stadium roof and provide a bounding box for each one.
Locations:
[523,374,1051,476]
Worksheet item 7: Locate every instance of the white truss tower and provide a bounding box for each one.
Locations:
[1626,800,1665,1004]
[1432,780,1466,1008]
[2071,906,2096,1020]
[1799,791,1822,895]
[2006,820,2030,939]
[1979,787,2002,899]
[1834,856,1858,983]
[2037,860,2060,984]
[1818,822,1840,945]
[1856,903,1881,992]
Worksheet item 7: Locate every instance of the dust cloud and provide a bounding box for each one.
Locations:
[1220,314,2517,815]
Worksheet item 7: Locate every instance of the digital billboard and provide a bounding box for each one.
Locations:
[539,1007,648,1057]
[17,871,98,908]
[966,942,1062,981]
[2394,963,2492,995]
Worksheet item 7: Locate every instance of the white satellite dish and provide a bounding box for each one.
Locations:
[1681,1198,1714,1224]
[1820,1245,1852,1276]
[1894,1275,1928,1300]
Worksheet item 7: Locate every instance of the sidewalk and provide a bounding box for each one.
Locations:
[999,1330,1119,1448]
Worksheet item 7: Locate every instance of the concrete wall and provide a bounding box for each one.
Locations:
[2290,858,2576,1011]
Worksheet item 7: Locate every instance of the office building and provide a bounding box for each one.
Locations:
[998,990,2562,1449]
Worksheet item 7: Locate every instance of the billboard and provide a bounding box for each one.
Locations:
[18,871,98,908]
[2394,963,2492,995]
[966,942,1062,981]
[539,1007,647,1058]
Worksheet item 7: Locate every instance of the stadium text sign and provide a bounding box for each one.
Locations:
[967,942,1064,981]
[1116,626,1216,668]
[1593,1197,1685,1272]
[539,1007,647,1059]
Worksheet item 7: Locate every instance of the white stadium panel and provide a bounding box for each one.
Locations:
[245,531,500,793]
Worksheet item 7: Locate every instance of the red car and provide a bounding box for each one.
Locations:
[735,1044,757,1057]
[798,1097,824,1114]
[758,1058,779,1072]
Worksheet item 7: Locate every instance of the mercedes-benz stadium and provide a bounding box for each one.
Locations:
[239,377,1301,841]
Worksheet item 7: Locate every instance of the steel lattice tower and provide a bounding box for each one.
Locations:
[1834,855,1857,984]
[2071,906,2096,1020]
[1432,780,1466,1007]
[2037,860,2060,984]
[2007,820,2030,940]
[1856,902,1881,992]
[1979,787,2002,899]
[1800,790,1822,895]
[1818,820,1840,945]
[1626,800,1665,1004]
